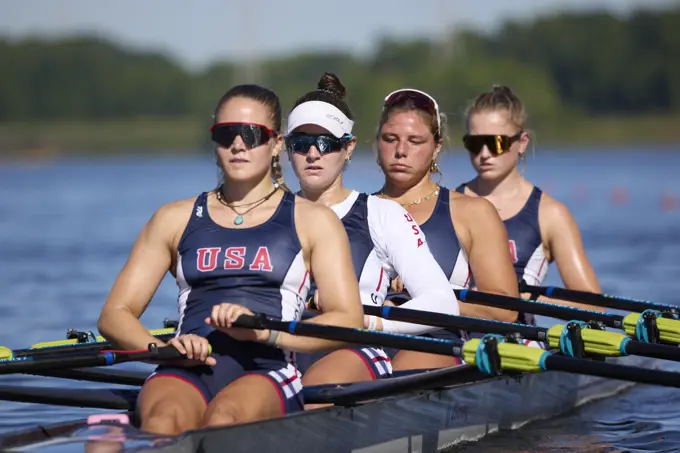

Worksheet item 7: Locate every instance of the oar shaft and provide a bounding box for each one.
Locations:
[522,284,678,314]
[624,341,680,362]
[0,346,183,375]
[456,289,623,328]
[232,315,465,357]
[364,305,547,342]
[544,355,680,388]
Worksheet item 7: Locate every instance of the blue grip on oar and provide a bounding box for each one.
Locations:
[475,334,505,375]
[104,352,114,366]
[559,320,589,357]
[545,286,555,297]
[636,309,662,342]
[288,321,297,334]
[382,306,391,318]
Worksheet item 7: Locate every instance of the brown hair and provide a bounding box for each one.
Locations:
[213,84,289,191]
[465,85,527,131]
[291,72,355,120]
[376,94,446,143]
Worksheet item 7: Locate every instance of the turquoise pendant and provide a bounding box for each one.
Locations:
[234,215,244,225]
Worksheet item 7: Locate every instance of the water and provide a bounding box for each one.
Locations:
[1,146,679,450]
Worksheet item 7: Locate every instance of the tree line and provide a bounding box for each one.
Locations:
[1,7,678,142]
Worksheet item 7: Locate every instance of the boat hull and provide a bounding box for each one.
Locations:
[0,355,652,453]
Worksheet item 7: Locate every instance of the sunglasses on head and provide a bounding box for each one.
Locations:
[462,131,524,155]
[383,88,442,136]
[210,122,278,149]
[284,133,353,155]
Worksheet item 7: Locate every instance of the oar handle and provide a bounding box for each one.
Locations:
[231,314,465,357]
[520,283,679,316]
[455,289,622,329]
[0,344,185,375]
[363,305,547,342]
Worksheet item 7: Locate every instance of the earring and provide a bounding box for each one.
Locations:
[272,155,281,169]
[430,160,439,173]
[519,153,526,175]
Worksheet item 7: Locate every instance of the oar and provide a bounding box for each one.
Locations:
[0,327,176,360]
[454,289,680,345]
[0,344,187,375]
[232,313,680,388]
[364,305,680,362]
[27,368,150,386]
[520,282,680,318]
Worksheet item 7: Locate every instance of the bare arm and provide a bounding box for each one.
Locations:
[458,198,518,322]
[539,198,605,312]
[275,202,364,352]
[97,202,187,349]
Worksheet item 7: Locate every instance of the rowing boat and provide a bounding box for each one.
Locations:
[2,287,680,453]
[0,354,655,452]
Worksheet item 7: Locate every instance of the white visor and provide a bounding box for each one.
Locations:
[286,101,354,138]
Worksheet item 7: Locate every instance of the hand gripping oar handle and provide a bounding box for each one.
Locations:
[0,344,186,375]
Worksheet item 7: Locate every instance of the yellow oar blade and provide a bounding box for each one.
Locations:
[623,313,680,345]
[462,338,548,373]
[547,324,630,357]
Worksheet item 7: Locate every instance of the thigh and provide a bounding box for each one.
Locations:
[391,350,463,371]
[302,348,376,386]
[202,363,303,427]
[137,368,208,433]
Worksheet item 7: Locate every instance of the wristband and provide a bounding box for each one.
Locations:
[367,315,378,331]
[264,330,280,347]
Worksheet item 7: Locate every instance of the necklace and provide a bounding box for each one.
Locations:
[215,183,280,225]
[378,184,440,208]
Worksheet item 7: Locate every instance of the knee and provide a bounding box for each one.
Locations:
[202,404,240,428]
[141,402,192,435]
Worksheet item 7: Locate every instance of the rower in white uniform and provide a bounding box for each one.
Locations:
[287,73,459,407]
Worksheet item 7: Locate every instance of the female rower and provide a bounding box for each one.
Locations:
[286,73,458,393]
[375,87,520,371]
[97,84,364,435]
[457,85,604,313]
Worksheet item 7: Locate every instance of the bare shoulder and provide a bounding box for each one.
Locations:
[538,192,575,225]
[144,196,198,245]
[293,195,343,227]
[450,190,498,220]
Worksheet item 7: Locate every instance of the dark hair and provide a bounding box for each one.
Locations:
[465,85,527,131]
[377,93,445,143]
[213,84,282,131]
[290,72,355,121]
[212,84,288,191]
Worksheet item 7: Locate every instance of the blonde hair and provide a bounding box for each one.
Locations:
[465,85,527,131]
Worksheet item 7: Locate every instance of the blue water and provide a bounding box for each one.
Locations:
[1,146,680,450]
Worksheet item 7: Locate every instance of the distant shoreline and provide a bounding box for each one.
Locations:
[1,114,679,159]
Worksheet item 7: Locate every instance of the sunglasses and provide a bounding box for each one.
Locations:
[285,133,353,155]
[462,132,524,155]
[210,122,278,149]
[383,88,441,136]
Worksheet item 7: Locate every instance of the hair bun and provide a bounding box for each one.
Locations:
[317,72,347,100]
[492,84,513,96]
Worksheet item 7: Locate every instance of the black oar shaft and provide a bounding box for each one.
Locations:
[625,341,680,362]
[544,355,680,388]
[522,284,678,314]
[456,289,623,329]
[364,305,546,342]
[0,346,183,375]
[232,315,465,357]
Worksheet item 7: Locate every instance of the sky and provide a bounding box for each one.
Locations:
[0,0,677,69]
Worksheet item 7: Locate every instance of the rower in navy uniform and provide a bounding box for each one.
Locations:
[285,73,458,403]
[97,84,364,435]
[375,88,521,371]
[456,84,605,316]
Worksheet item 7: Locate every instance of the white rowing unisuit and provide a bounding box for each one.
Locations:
[324,190,459,335]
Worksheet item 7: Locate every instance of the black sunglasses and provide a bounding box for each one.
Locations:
[211,122,278,149]
[462,132,523,155]
[285,133,353,155]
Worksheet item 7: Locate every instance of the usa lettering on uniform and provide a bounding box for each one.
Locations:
[403,213,425,248]
[196,246,273,272]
